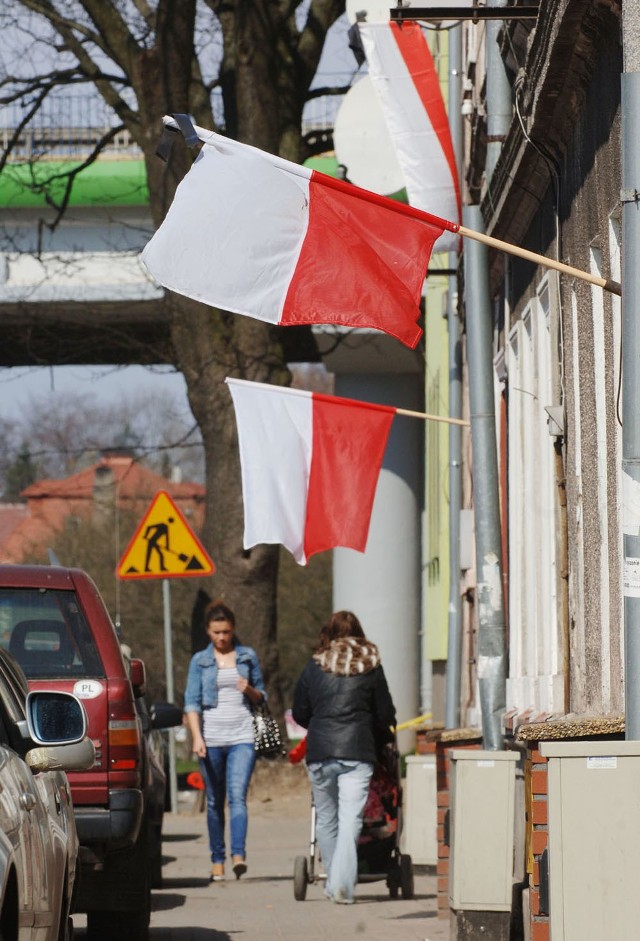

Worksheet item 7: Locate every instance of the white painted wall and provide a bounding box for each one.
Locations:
[506,281,563,714]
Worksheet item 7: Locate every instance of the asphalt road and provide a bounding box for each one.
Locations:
[72,762,449,941]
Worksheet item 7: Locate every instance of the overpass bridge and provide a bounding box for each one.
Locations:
[0,99,334,367]
[1,117,165,367]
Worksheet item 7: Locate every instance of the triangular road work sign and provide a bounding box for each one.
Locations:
[117,490,214,580]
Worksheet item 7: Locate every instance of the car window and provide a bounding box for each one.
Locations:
[0,655,28,752]
[0,694,13,748]
[0,588,104,679]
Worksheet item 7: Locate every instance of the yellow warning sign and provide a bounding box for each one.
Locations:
[116,491,214,580]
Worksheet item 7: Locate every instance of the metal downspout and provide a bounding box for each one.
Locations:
[622,6,640,739]
[445,23,464,730]
[463,204,507,750]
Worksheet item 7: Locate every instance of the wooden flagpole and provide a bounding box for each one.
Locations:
[458,224,622,296]
[396,407,470,427]
[226,378,470,427]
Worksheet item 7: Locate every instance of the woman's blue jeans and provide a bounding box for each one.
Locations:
[200,743,257,863]
[307,759,374,902]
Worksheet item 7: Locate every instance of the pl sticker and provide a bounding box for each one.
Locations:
[73,680,104,700]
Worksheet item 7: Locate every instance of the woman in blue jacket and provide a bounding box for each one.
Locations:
[292,610,396,904]
[184,600,266,883]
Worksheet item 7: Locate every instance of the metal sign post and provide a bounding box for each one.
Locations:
[116,489,215,815]
[162,578,178,814]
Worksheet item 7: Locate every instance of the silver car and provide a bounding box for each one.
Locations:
[0,647,94,940]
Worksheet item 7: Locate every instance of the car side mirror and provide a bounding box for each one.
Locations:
[26,690,87,745]
[150,701,184,730]
[130,657,146,698]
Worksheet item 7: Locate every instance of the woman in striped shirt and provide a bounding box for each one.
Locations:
[184,600,266,882]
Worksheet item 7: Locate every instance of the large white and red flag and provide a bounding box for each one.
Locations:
[226,377,396,565]
[142,120,457,349]
[358,20,461,252]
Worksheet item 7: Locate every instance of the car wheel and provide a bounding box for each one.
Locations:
[86,890,150,941]
[85,822,152,941]
[150,821,163,888]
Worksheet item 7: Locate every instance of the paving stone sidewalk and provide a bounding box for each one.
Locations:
[73,762,449,941]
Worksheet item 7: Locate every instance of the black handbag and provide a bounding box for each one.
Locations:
[253,702,284,759]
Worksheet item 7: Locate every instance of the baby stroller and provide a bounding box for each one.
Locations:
[292,739,414,901]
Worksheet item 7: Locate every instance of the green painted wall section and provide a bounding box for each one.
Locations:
[423,270,451,662]
[0,151,407,210]
[0,159,149,208]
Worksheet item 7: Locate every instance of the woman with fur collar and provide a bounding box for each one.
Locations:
[292,610,396,904]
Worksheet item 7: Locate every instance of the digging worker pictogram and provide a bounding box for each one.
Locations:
[142,516,189,572]
[144,516,179,572]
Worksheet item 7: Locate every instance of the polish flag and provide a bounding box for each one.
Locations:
[141,121,457,349]
[358,21,461,252]
[226,378,396,565]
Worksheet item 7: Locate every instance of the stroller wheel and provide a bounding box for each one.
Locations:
[387,867,400,899]
[400,854,414,900]
[293,855,309,901]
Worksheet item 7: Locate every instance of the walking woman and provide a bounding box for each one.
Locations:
[292,611,396,904]
[184,600,266,882]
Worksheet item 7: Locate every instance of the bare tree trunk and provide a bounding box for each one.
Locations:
[168,295,289,716]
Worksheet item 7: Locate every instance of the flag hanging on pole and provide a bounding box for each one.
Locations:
[141,120,453,349]
[358,20,461,253]
[226,378,396,565]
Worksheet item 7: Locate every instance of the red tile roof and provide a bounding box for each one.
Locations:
[22,455,203,501]
[0,504,29,561]
[0,457,205,563]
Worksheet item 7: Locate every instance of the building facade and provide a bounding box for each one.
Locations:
[460,0,623,725]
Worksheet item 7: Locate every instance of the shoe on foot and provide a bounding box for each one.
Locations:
[232,856,247,879]
[333,887,354,905]
[210,863,225,882]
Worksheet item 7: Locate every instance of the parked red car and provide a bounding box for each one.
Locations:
[0,565,183,941]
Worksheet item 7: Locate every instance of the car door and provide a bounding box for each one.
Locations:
[31,765,73,931]
[0,661,53,938]
[0,706,36,928]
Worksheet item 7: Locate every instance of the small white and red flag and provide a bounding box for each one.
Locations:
[142,120,457,349]
[358,20,461,252]
[226,378,396,565]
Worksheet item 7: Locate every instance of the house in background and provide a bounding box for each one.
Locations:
[0,454,205,563]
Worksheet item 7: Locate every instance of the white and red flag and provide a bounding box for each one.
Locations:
[358,20,461,252]
[226,377,396,565]
[142,120,457,349]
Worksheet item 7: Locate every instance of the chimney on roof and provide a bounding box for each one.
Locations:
[93,463,115,520]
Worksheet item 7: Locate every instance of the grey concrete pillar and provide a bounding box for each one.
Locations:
[330,370,423,755]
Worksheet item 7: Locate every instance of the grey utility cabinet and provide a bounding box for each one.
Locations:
[402,754,437,865]
[541,740,640,941]
[449,749,519,911]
